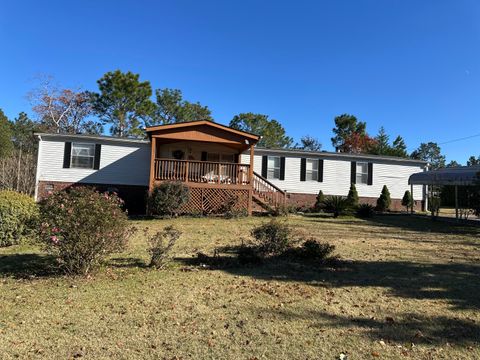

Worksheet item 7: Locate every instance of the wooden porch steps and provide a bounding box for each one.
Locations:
[252,172,286,214]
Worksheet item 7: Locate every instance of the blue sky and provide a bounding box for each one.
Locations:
[1,0,479,163]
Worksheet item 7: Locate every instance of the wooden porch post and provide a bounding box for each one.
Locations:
[149,136,157,192]
[248,144,255,215]
[249,145,254,184]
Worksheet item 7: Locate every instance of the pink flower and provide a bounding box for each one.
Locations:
[50,235,59,245]
[52,227,60,233]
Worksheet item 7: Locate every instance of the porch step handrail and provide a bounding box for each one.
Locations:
[252,171,286,209]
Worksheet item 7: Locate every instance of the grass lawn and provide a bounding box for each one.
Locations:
[1,214,479,359]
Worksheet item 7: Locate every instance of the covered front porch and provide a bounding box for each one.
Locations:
[146,121,259,214]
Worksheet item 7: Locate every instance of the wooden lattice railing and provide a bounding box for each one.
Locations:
[154,158,251,185]
[252,171,286,209]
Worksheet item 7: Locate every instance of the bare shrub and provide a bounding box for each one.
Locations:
[148,225,181,269]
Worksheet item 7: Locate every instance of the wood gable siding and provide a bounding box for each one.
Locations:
[241,153,424,200]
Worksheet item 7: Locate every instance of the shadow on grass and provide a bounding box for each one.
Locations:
[254,307,480,345]
[108,257,149,268]
[176,246,480,310]
[303,213,480,237]
[0,253,60,279]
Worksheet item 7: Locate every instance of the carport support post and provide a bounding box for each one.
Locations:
[455,185,459,220]
[410,184,414,214]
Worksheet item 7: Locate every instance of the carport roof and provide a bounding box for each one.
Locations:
[409,165,480,186]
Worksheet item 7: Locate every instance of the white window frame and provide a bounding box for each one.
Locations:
[356,162,369,184]
[306,159,319,181]
[267,156,281,179]
[71,142,95,169]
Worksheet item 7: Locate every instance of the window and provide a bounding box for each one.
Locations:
[206,153,235,163]
[267,156,281,179]
[71,143,95,169]
[207,153,220,162]
[306,159,318,181]
[356,162,368,184]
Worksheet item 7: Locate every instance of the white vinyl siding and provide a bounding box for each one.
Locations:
[242,152,425,201]
[37,136,150,186]
[356,162,368,184]
[306,159,318,181]
[267,156,280,179]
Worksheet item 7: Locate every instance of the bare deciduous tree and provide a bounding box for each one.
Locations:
[29,75,101,134]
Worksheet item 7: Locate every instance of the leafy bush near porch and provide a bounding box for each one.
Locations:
[148,181,190,217]
[251,219,291,256]
[148,225,182,269]
[322,195,349,218]
[0,190,39,247]
[39,187,132,275]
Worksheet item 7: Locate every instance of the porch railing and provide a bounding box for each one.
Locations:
[154,158,251,185]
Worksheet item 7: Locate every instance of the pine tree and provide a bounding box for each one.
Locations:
[401,190,413,212]
[346,183,359,208]
[0,108,13,158]
[376,185,391,212]
[314,190,325,212]
[391,136,408,158]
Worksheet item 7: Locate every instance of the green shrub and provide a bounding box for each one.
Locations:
[251,219,291,256]
[0,190,39,247]
[322,195,349,218]
[356,203,375,218]
[346,183,359,209]
[300,238,336,261]
[402,190,414,212]
[314,190,325,212]
[376,185,391,212]
[39,187,132,275]
[148,181,190,217]
[428,196,441,218]
[148,225,181,269]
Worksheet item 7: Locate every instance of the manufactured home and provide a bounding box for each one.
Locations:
[35,120,427,214]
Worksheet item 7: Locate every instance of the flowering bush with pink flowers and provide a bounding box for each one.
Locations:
[39,187,133,275]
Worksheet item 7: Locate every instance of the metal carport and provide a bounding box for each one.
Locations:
[409,165,480,219]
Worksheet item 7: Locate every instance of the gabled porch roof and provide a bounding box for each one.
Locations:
[146,120,260,151]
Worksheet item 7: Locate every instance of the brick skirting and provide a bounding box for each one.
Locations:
[286,192,424,212]
[37,181,149,215]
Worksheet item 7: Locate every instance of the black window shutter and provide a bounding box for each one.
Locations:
[201,151,207,161]
[63,142,72,168]
[279,157,286,180]
[318,159,324,182]
[367,162,373,185]
[234,153,239,163]
[94,144,102,170]
[300,158,306,181]
[261,156,268,178]
[350,161,356,184]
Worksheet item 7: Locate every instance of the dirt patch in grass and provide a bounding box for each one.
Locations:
[0,215,479,359]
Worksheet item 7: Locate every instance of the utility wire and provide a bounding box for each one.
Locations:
[438,132,480,146]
